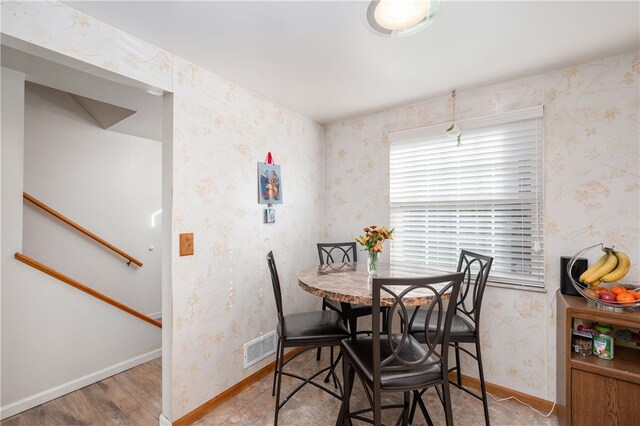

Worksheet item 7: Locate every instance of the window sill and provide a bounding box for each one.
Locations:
[486,280,547,294]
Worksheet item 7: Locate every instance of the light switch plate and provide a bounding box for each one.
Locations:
[180,233,194,256]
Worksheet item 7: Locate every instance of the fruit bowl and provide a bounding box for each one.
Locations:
[568,243,640,311]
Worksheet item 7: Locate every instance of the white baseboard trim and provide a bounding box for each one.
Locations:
[159,413,172,426]
[0,348,162,420]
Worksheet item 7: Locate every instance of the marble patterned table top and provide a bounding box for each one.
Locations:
[297,262,452,307]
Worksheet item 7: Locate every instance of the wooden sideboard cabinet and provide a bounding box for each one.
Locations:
[556,293,640,426]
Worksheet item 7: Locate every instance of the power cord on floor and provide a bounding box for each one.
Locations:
[462,360,557,418]
[487,392,556,418]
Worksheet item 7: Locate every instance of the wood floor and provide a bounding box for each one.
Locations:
[1,357,161,426]
[2,351,558,425]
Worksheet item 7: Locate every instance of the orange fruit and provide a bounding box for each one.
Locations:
[616,292,635,305]
[593,287,609,294]
[610,285,626,295]
[634,291,640,301]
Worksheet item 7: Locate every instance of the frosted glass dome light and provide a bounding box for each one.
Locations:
[366,0,442,38]
[374,0,431,31]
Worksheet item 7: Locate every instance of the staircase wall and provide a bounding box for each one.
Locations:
[0,69,161,420]
[22,82,162,316]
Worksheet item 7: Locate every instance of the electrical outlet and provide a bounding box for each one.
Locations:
[180,233,194,256]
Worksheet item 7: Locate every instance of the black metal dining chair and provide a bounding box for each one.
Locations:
[337,272,464,426]
[266,251,350,426]
[406,250,494,425]
[316,242,374,358]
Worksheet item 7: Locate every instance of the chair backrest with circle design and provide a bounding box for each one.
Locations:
[371,272,464,381]
[317,242,358,265]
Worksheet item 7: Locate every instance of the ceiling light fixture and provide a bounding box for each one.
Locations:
[366,0,442,37]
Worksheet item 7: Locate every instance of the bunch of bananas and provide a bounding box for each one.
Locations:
[579,248,631,287]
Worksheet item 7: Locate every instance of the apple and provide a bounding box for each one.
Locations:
[584,289,599,299]
[598,292,617,302]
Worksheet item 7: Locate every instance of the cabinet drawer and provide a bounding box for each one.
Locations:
[571,369,639,426]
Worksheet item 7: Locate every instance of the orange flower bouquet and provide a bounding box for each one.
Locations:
[356,225,394,275]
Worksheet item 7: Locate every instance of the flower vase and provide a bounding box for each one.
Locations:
[367,252,378,276]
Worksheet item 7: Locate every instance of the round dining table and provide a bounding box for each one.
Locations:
[297,261,452,337]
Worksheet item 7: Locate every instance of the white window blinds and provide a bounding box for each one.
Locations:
[389,106,544,288]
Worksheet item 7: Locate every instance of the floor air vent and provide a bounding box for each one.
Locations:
[243,330,276,369]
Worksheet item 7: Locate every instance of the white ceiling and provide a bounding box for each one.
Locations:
[66,1,639,124]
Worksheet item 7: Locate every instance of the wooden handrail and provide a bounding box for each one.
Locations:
[15,253,161,329]
[23,192,143,267]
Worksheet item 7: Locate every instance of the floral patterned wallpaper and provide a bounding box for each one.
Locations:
[169,57,324,416]
[324,52,639,401]
[0,1,172,92]
[542,52,639,400]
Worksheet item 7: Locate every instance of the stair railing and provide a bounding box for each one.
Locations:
[15,253,161,328]
[23,192,143,267]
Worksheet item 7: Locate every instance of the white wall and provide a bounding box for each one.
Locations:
[1,70,162,420]
[22,82,162,316]
[161,92,174,422]
[1,66,27,416]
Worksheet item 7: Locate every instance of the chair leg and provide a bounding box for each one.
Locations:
[402,392,410,426]
[323,345,339,388]
[475,339,491,426]
[324,344,343,386]
[434,385,444,405]
[409,389,433,426]
[337,355,354,426]
[408,391,418,424]
[272,335,281,396]
[409,391,420,424]
[454,342,462,386]
[442,381,454,426]
[273,340,286,426]
[373,382,382,426]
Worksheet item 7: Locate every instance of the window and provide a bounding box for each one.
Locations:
[389,106,544,289]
